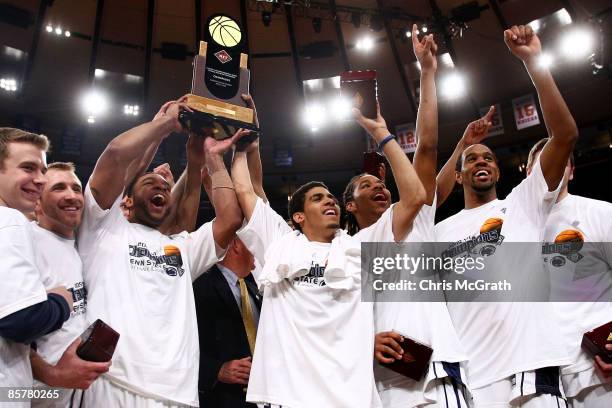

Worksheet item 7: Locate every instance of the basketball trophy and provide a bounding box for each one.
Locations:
[179,14,259,139]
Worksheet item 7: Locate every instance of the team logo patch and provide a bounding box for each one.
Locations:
[442,218,505,259]
[542,229,584,266]
[214,50,232,64]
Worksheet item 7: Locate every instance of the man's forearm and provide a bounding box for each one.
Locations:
[232,151,258,221]
[414,69,438,203]
[247,146,267,202]
[208,153,243,248]
[105,118,174,167]
[31,350,57,386]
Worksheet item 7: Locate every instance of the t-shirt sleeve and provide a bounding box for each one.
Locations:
[507,157,560,228]
[81,182,123,233]
[236,198,293,266]
[187,221,223,281]
[0,222,47,320]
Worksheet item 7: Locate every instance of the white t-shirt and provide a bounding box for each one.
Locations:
[545,194,612,395]
[434,159,570,389]
[29,223,88,406]
[77,184,220,406]
[0,207,47,387]
[237,198,381,408]
[357,202,467,407]
[0,207,47,391]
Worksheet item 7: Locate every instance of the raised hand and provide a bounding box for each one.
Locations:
[504,25,542,65]
[412,24,438,72]
[153,163,175,188]
[152,95,193,134]
[353,103,390,144]
[462,105,495,145]
[241,93,260,128]
[186,133,206,166]
[204,128,251,156]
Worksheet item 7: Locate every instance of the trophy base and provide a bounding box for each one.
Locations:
[179,94,259,140]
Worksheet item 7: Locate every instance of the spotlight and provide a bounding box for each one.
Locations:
[55,26,62,35]
[529,19,541,33]
[64,30,71,37]
[312,17,322,34]
[560,28,594,59]
[555,8,572,25]
[330,97,351,120]
[351,12,361,29]
[45,25,52,32]
[303,103,326,130]
[369,15,384,32]
[81,90,108,117]
[94,69,105,78]
[422,25,428,33]
[0,78,17,92]
[356,36,374,52]
[405,28,412,38]
[262,11,272,27]
[440,73,466,99]
[441,53,454,68]
[87,115,95,124]
[537,53,554,69]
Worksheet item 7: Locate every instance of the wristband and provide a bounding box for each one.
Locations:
[210,169,234,189]
[377,134,396,154]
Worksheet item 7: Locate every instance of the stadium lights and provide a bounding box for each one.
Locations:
[441,53,454,68]
[330,97,351,121]
[421,25,428,33]
[555,8,572,25]
[560,27,594,60]
[46,24,70,37]
[356,36,374,52]
[123,104,140,116]
[538,53,554,69]
[303,104,326,132]
[440,73,466,99]
[81,90,108,121]
[87,115,95,124]
[0,78,17,92]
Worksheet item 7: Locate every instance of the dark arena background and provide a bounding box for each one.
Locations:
[0,0,610,223]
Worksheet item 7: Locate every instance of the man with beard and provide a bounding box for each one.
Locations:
[0,129,74,405]
[77,98,245,407]
[526,140,612,407]
[230,93,426,406]
[435,26,578,406]
[28,162,110,407]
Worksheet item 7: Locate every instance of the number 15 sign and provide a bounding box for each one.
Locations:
[512,94,541,130]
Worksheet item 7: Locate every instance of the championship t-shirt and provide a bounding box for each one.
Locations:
[237,198,381,408]
[356,201,467,407]
[434,159,571,389]
[77,184,220,406]
[0,207,47,394]
[544,194,612,396]
[29,222,87,406]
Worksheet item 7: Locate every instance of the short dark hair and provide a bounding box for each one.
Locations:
[526,137,575,172]
[342,173,368,236]
[455,144,498,171]
[288,181,328,232]
[124,171,155,198]
[48,161,76,172]
[0,128,49,169]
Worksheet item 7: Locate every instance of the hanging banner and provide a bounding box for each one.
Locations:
[479,103,504,137]
[512,94,540,130]
[395,122,417,153]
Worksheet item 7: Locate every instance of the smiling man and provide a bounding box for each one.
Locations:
[0,128,73,403]
[77,98,245,407]
[29,162,110,407]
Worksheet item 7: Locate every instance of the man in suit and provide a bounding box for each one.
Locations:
[194,237,261,408]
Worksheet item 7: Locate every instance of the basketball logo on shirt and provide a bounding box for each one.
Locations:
[442,218,505,258]
[542,229,584,267]
[128,242,185,277]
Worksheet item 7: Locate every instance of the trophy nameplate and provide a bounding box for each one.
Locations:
[179,14,259,139]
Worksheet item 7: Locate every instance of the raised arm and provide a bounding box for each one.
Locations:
[231,146,258,222]
[354,104,426,241]
[160,135,205,234]
[411,25,438,205]
[241,94,268,202]
[205,131,248,249]
[436,106,494,207]
[504,25,578,190]
[89,98,191,209]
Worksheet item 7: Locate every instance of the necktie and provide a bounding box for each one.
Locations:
[238,278,257,354]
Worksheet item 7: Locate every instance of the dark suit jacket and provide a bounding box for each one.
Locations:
[193,265,262,408]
